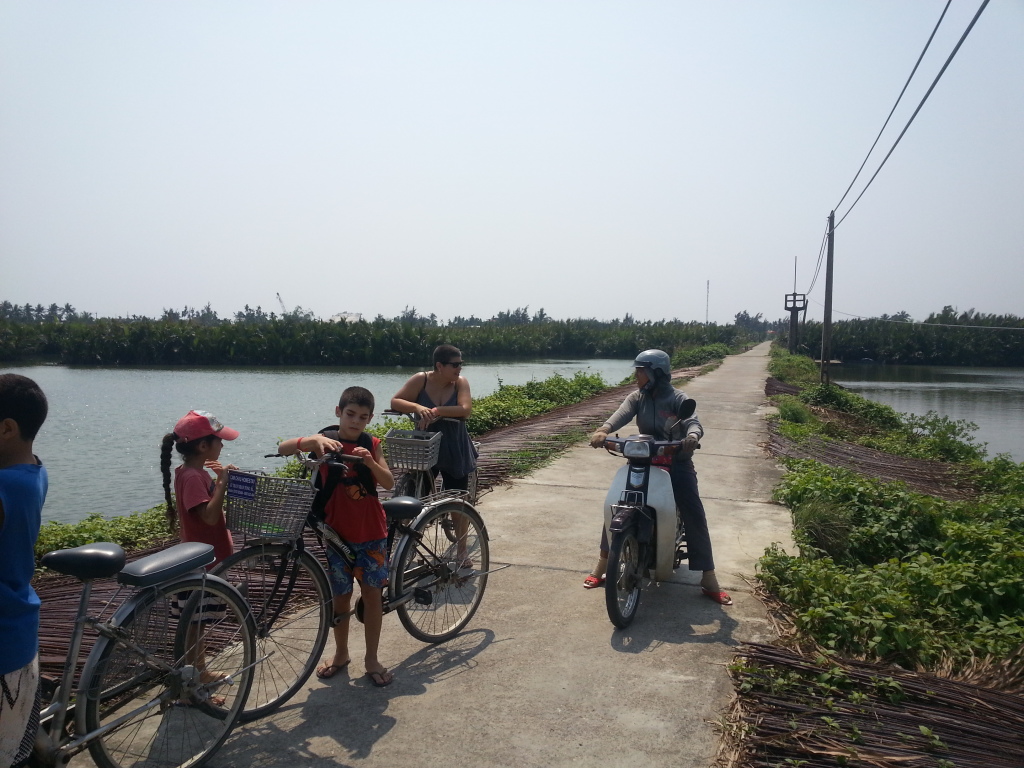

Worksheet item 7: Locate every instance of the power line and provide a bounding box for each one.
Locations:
[833,0,952,213]
[808,298,1024,331]
[805,221,830,296]
[835,0,991,229]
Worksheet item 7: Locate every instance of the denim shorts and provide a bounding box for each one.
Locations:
[325,538,389,596]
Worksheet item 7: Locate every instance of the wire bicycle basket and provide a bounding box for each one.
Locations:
[384,428,442,471]
[225,470,316,540]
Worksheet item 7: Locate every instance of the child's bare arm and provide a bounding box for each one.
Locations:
[278,434,341,458]
[195,460,236,526]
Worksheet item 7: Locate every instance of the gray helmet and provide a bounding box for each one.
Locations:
[634,349,672,385]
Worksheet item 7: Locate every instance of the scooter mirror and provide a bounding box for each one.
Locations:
[679,398,696,419]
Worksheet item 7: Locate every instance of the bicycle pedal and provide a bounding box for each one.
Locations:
[414,588,432,606]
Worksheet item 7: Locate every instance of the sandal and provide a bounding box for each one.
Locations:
[365,668,393,687]
[316,660,351,679]
[701,586,733,605]
[583,574,605,589]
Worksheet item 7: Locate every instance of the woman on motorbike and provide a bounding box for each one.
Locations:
[587,349,731,605]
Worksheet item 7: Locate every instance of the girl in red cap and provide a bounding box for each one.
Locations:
[159,410,240,691]
[160,410,240,566]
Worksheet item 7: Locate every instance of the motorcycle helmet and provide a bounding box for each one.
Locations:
[634,349,672,390]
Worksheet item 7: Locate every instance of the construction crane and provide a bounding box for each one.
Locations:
[276,293,289,317]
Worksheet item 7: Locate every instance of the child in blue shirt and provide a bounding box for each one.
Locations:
[0,374,49,768]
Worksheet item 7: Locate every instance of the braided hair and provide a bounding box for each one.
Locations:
[160,432,212,531]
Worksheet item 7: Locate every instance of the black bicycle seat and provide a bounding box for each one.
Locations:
[41,542,126,581]
[383,496,424,521]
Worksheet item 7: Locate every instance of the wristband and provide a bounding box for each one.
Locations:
[296,437,303,452]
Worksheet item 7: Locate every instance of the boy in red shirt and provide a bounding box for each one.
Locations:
[278,386,395,687]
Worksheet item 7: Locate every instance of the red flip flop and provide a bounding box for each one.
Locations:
[583,575,605,589]
[701,587,733,605]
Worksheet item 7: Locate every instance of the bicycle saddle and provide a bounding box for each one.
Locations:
[118,541,215,588]
[383,496,423,521]
[41,542,126,581]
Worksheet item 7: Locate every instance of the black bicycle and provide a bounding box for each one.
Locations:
[214,450,492,720]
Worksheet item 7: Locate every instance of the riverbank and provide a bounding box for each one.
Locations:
[723,348,1024,767]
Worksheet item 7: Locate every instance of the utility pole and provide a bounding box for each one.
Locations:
[820,210,835,384]
[785,293,807,354]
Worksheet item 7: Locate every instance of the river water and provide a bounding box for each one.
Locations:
[830,364,1024,462]
[7,359,634,524]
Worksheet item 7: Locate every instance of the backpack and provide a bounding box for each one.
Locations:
[308,427,378,525]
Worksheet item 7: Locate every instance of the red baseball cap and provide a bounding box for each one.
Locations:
[173,410,240,443]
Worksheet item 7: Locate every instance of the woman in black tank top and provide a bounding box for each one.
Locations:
[390,344,477,490]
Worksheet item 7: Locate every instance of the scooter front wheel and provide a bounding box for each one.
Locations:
[605,526,643,628]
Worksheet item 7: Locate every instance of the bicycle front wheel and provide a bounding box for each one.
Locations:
[394,470,434,500]
[82,575,255,768]
[605,527,643,629]
[393,501,489,643]
[214,544,331,721]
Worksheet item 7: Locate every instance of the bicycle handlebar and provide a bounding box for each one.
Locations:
[382,409,462,424]
[263,452,365,464]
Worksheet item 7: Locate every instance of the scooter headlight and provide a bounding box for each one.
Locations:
[622,441,652,459]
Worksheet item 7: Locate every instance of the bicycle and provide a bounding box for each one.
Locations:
[214,450,492,721]
[382,411,480,503]
[32,540,256,768]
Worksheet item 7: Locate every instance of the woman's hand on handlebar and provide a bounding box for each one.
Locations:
[415,405,439,428]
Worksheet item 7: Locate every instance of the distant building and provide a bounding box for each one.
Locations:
[329,312,363,323]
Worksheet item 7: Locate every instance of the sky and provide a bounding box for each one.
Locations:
[1,1,1022,326]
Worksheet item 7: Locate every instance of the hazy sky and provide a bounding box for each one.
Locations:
[2,1,1021,326]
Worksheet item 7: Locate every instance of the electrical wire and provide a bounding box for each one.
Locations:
[835,0,991,229]
[805,222,830,296]
[833,0,952,213]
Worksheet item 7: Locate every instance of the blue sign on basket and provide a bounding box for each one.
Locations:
[227,472,258,501]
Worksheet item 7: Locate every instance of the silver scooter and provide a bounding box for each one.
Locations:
[598,399,697,628]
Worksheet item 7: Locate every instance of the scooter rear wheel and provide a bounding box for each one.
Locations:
[606,527,643,628]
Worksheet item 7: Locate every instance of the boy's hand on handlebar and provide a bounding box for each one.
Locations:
[304,434,342,456]
[349,445,373,462]
[589,430,608,448]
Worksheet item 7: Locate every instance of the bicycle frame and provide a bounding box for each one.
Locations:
[34,545,252,767]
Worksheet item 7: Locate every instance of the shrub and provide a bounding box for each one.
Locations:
[774,395,813,424]
[671,343,732,369]
[768,347,819,389]
[799,384,904,430]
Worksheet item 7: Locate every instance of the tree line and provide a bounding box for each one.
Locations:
[1,301,758,366]
[784,306,1024,367]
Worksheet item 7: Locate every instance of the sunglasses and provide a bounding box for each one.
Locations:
[443,361,464,368]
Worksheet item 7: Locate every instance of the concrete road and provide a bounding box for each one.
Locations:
[213,342,792,768]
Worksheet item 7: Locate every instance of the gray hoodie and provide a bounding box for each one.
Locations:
[600,382,703,443]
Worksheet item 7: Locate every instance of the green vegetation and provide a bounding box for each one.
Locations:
[782,306,1024,366]
[0,299,746,366]
[762,343,1024,671]
[36,507,172,563]
[768,346,819,388]
[761,461,1024,668]
[670,343,733,369]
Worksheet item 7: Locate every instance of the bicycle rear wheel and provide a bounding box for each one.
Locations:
[82,575,254,768]
[393,501,489,643]
[214,544,331,721]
